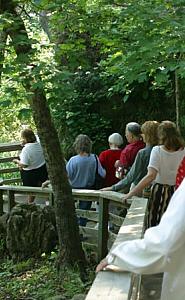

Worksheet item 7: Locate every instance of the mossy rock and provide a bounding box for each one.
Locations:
[6,203,57,261]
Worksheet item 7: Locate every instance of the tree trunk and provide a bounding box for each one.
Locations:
[0,29,7,82]
[1,0,86,274]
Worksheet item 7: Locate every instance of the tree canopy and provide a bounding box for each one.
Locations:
[1,0,185,150]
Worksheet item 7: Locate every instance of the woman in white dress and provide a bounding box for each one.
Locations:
[96,177,185,300]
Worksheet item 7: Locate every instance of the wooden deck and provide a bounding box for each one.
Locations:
[140,274,162,300]
[1,188,162,300]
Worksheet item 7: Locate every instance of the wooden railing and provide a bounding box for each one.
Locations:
[85,196,148,300]
[0,184,148,299]
[0,142,22,185]
[0,185,128,260]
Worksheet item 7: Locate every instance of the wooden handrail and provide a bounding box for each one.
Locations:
[0,184,148,300]
[85,197,148,300]
[0,142,22,184]
[0,185,128,260]
[0,167,20,174]
[0,142,22,152]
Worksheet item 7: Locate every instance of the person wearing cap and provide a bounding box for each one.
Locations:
[115,122,145,179]
[99,133,123,187]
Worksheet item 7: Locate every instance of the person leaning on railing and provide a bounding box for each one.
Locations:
[96,177,185,300]
[13,128,48,204]
[102,121,159,197]
[121,120,185,227]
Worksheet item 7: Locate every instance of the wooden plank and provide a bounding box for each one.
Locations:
[79,226,98,245]
[7,190,16,212]
[0,185,52,194]
[108,231,117,248]
[86,271,132,300]
[109,212,124,227]
[0,190,3,216]
[83,243,97,252]
[98,197,109,261]
[73,195,98,203]
[72,189,101,197]
[111,197,148,250]
[100,191,127,205]
[76,209,98,222]
[85,197,148,300]
[72,190,128,206]
[0,142,22,152]
[0,167,20,174]
[72,189,100,203]
[2,178,22,184]
[0,156,19,163]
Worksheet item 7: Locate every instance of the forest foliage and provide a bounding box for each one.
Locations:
[1,0,185,154]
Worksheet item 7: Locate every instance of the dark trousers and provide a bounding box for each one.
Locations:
[78,200,92,226]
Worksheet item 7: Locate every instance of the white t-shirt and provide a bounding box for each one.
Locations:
[20,142,45,170]
[148,145,185,185]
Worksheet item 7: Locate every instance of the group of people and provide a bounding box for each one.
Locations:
[14,121,185,228]
[95,121,185,300]
[14,121,185,298]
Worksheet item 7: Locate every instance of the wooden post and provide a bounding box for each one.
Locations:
[49,192,54,206]
[7,190,15,213]
[0,190,3,215]
[98,196,109,261]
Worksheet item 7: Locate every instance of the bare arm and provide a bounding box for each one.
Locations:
[122,167,157,200]
[13,159,28,169]
[42,180,50,188]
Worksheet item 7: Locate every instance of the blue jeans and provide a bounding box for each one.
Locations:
[78,200,92,226]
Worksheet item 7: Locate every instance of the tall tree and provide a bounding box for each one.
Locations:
[98,0,185,126]
[0,0,86,276]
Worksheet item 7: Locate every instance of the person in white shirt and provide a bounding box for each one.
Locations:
[96,177,185,300]
[121,120,185,227]
[13,128,48,203]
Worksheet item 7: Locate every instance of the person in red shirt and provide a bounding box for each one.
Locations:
[99,133,123,187]
[115,122,145,179]
[176,156,185,189]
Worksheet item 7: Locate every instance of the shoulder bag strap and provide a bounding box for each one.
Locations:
[94,154,98,174]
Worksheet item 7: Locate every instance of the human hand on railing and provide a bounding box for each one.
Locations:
[42,180,50,189]
[13,159,19,164]
[101,186,113,191]
[13,159,23,170]
[96,258,108,273]
[121,192,133,206]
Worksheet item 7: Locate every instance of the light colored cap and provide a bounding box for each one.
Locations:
[108,133,123,146]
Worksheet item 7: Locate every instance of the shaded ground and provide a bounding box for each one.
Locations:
[3,196,163,300]
[140,274,163,300]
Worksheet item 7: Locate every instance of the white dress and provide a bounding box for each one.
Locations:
[107,178,185,300]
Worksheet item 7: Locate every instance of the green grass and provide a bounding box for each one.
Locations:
[0,252,93,300]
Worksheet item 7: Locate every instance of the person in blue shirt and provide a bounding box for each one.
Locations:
[66,134,106,226]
